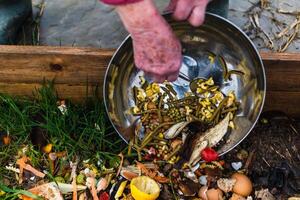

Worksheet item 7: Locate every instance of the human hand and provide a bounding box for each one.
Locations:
[166,0,211,26]
[116,0,182,82]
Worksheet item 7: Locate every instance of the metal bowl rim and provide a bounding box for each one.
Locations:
[103,12,266,154]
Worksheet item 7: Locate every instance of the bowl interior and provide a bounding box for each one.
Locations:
[104,13,265,155]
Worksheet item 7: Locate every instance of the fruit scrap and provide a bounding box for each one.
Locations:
[201,147,219,162]
[16,156,45,184]
[136,162,169,183]
[120,166,141,181]
[130,176,160,200]
[99,192,110,200]
[114,180,127,199]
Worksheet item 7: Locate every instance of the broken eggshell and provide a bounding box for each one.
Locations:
[198,186,223,200]
[207,188,224,200]
[217,178,236,193]
[232,173,253,197]
[198,186,209,200]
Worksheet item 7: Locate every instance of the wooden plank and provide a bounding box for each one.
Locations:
[0,46,111,102]
[260,52,300,62]
[0,45,114,84]
[261,52,300,92]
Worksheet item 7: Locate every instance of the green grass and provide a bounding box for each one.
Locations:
[0,82,126,192]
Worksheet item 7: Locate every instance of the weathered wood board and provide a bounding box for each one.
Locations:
[260,52,300,117]
[0,46,299,116]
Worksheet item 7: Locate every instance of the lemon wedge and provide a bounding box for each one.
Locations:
[130,176,160,200]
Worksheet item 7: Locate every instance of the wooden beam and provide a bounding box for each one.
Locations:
[261,52,300,92]
[0,45,114,85]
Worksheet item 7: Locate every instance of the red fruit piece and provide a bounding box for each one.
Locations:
[99,192,109,200]
[201,147,218,162]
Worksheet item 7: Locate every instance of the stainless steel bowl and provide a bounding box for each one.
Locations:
[104,13,266,156]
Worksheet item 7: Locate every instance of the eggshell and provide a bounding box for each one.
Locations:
[230,193,246,200]
[206,188,223,200]
[231,173,252,197]
[198,186,208,200]
[217,178,236,193]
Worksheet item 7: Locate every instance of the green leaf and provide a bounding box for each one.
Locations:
[0,183,43,200]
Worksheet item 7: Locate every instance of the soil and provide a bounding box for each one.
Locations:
[224,111,300,199]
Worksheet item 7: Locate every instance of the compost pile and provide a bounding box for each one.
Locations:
[0,83,300,200]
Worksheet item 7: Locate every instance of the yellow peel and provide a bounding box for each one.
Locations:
[130,176,160,200]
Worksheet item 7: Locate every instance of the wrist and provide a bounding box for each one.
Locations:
[116,0,162,34]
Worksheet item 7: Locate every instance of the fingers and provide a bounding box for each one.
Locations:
[173,0,194,21]
[167,72,180,82]
[148,72,179,83]
[139,64,180,83]
[145,66,180,83]
[145,72,167,83]
[188,4,207,26]
[172,0,210,27]
[152,75,167,83]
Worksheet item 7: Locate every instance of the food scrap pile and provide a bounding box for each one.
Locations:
[0,84,299,199]
[130,77,239,163]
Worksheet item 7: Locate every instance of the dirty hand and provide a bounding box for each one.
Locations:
[166,0,211,26]
[116,0,182,82]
